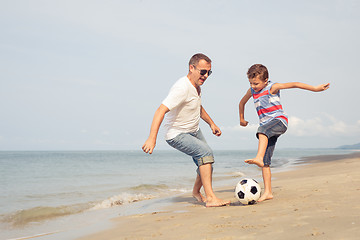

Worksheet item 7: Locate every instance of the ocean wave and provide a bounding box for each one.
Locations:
[129,183,169,191]
[129,184,190,194]
[90,193,154,210]
[168,188,189,193]
[1,193,157,227]
[25,191,85,199]
[228,171,246,177]
[1,188,190,227]
[1,203,90,227]
[213,171,246,180]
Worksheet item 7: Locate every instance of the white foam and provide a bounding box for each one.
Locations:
[90,193,154,210]
[8,230,60,240]
[168,188,190,193]
[229,171,246,177]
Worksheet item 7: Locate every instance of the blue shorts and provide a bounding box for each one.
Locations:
[257,119,287,166]
[166,129,214,172]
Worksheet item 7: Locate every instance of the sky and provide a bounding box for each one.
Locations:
[1,0,359,151]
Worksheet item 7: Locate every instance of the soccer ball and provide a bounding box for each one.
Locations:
[235,178,261,205]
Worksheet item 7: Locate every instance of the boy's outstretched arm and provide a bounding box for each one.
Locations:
[271,82,330,94]
[142,104,169,154]
[239,89,252,127]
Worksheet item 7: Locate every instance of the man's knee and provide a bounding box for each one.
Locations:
[196,155,214,166]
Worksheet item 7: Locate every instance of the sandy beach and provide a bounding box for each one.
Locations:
[78,152,360,240]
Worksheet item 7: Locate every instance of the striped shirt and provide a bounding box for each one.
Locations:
[251,81,288,126]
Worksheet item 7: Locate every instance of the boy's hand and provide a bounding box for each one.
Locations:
[240,119,248,127]
[315,83,330,92]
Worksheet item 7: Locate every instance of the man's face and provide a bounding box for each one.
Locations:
[190,59,212,87]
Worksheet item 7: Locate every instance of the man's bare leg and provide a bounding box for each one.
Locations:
[258,166,273,202]
[199,163,230,207]
[192,174,206,202]
[245,133,267,167]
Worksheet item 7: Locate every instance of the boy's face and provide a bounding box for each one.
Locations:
[249,76,268,92]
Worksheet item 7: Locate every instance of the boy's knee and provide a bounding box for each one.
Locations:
[256,132,268,139]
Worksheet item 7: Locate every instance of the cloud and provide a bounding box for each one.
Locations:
[221,123,258,133]
[287,114,360,137]
[101,131,110,136]
[221,114,360,138]
[287,116,324,136]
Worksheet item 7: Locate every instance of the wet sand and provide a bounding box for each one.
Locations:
[78,152,360,240]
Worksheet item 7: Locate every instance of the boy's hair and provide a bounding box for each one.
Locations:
[247,64,268,81]
[189,53,212,66]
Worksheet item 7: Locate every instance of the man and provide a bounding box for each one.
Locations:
[142,53,230,207]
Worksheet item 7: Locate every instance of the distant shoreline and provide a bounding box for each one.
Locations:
[0,147,359,152]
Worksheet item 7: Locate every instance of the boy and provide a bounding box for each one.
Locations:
[239,64,330,202]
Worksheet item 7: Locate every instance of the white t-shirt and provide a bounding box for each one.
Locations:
[162,76,201,140]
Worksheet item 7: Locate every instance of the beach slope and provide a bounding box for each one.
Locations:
[78,153,360,240]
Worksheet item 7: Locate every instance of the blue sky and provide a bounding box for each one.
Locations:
[1,0,359,150]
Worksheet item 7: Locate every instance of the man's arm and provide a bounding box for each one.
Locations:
[200,106,221,136]
[142,104,170,154]
[239,88,252,127]
[270,82,330,94]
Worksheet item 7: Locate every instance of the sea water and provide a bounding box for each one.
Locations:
[0,149,353,239]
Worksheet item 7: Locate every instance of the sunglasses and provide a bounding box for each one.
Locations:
[193,65,212,76]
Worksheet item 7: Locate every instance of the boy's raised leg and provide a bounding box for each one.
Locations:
[245,133,268,167]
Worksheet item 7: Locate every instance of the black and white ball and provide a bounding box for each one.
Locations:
[235,178,261,205]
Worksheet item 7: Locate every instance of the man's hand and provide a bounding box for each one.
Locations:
[142,138,156,154]
[211,124,222,136]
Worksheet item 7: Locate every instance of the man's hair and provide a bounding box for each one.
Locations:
[247,64,269,81]
[189,53,212,66]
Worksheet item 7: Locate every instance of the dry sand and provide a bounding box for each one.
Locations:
[78,152,360,240]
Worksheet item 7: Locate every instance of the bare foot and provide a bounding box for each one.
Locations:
[205,197,230,207]
[257,192,273,202]
[192,192,206,202]
[245,157,264,167]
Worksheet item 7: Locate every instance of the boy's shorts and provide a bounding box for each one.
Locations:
[256,119,287,166]
[166,129,214,172]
